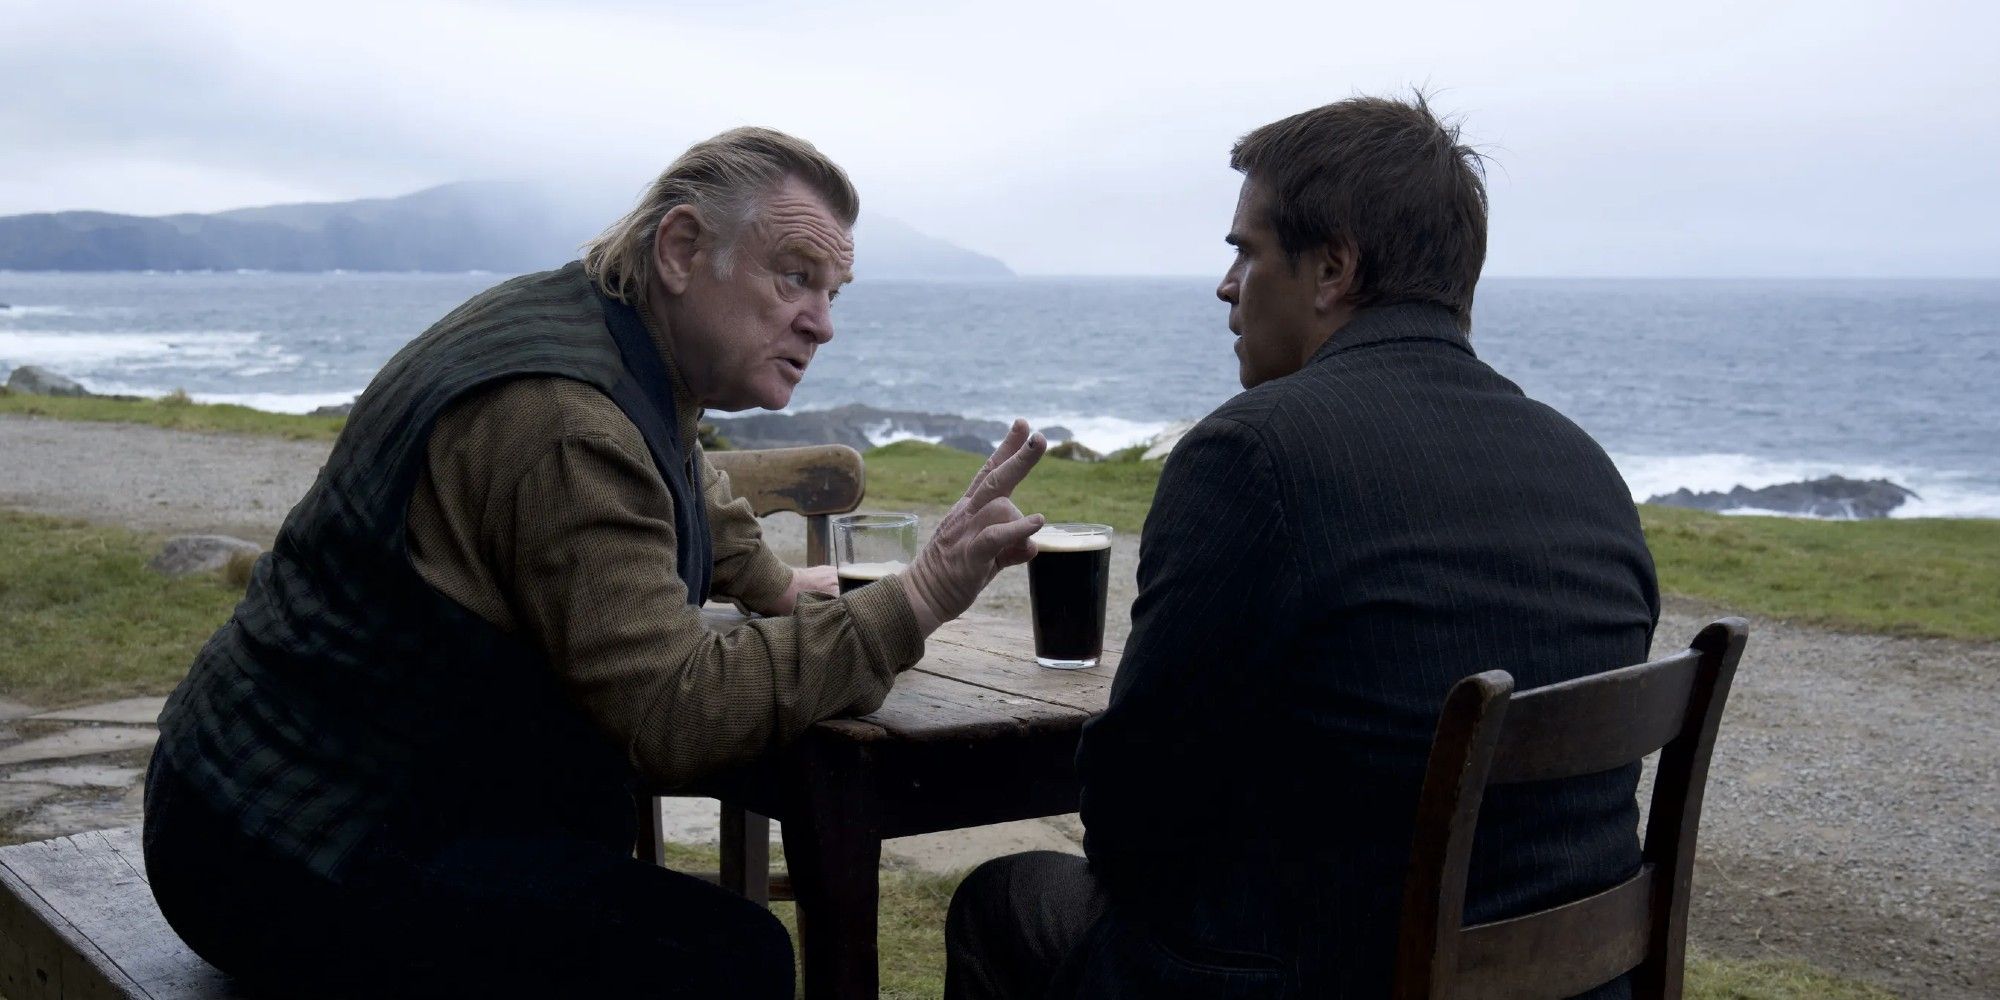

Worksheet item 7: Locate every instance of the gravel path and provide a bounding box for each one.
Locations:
[3,412,1993,998]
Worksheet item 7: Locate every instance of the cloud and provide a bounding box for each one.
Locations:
[0,0,1995,275]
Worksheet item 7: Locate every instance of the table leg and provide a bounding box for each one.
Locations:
[721,805,772,906]
[783,741,881,1000]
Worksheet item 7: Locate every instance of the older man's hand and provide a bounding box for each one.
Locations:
[897,420,1047,635]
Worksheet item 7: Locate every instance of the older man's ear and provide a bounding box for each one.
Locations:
[652,205,706,296]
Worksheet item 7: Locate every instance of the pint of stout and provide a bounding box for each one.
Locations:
[832,513,919,595]
[1027,523,1113,669]
[837,560,906,594]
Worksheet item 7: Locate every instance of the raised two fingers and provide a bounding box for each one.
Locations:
[967,428,1046,513]
[963,419,1032,502]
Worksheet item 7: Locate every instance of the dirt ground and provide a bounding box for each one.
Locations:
[3,413,1994,998]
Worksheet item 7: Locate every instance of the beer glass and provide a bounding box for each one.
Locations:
[832,513,918,594]
[1027,523,1113,668]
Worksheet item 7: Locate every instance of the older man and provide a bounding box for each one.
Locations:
[945,96,1659,998]
[145,128,1046,998]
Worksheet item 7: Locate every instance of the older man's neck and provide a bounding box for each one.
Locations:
[638,286,710,408]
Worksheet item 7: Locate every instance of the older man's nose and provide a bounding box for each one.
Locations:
[797,301,834,344]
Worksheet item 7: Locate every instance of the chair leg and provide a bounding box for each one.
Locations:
[721,804,772,906]
[634,794,667,865]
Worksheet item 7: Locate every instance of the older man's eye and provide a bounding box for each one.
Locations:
[785,271,810,288]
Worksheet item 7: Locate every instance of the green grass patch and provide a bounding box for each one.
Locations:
[862,440,1161,535]
[661,842,1888,999]
[1640,505,2000,641]
[0,386,345,441]
[0,510,239,706]
[1686,955,1897,999]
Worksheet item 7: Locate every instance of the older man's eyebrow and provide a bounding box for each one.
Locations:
[776,238,846,263]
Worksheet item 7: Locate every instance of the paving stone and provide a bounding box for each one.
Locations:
[31,696,168,725]
[11,785,144,842]
[0,698,36,722]
[0,727,157,767]
[4,764,144,789]
[0,782,64,815]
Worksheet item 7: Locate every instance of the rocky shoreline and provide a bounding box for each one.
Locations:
[1647,475,1921,520]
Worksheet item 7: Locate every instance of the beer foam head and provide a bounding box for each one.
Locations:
[837,560,905,581]
[1030,526,1112,552]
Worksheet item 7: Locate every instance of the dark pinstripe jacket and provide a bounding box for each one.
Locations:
[1077,302,1660,998]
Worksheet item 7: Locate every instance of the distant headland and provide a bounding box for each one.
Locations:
[0,182,1014,279]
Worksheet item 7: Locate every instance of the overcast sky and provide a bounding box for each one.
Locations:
[3,0,1995,277]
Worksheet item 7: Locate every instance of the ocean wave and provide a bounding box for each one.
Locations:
[0,304,77,317]
[1012,414,1171,455]
[1612,452,2000,519]
[73,381,363,414]
[0,329,293,374]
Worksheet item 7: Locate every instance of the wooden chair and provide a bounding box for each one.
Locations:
[1394,617,1749,1000]
[632,443,867,906]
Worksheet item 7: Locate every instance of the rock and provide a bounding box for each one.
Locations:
[1041,425,1075,444]
[1646,475,1920,520]
[5,365,90,397]
[939,434,993,455]
[1140,420,1199,461]
[707,404,1013,453]
[309,399,355,418]
[147,534,263,578]
[1047,440,1104,462]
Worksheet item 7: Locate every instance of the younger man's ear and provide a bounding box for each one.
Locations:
[1314,239,1358,314]
[652,205,705,294]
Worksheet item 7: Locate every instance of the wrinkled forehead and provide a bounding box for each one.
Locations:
[753,186,855,274]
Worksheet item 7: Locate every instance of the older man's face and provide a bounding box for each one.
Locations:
[675,176,855,411]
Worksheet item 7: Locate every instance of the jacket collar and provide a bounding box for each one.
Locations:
[637,296,704,458]
[1308,301,1474,367]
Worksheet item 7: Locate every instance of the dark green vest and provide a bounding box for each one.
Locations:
[157,263,710,877]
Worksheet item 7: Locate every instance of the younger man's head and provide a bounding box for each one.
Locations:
[1218,94,1488,388]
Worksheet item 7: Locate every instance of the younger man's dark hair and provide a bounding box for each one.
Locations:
[1231,92,1488,331]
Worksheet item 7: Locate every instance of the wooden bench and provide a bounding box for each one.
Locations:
[0,827,244,999]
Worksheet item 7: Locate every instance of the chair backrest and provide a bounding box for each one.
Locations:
[706,444,866,566]
[1394,618,1749,1000]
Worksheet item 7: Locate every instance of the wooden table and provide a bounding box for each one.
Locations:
[689,611,1119,1000]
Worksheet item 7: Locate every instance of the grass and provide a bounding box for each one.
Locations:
[661,842,1891,999]
[1639,504,2000,641]
[0,385,346,440]
[1686,956,1898,999]
[0,510,243,706]
[862,440,1163,536]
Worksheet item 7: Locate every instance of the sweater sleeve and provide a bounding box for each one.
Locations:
[408,377,924,788]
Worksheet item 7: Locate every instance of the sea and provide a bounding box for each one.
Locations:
[2,271,1996,518]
